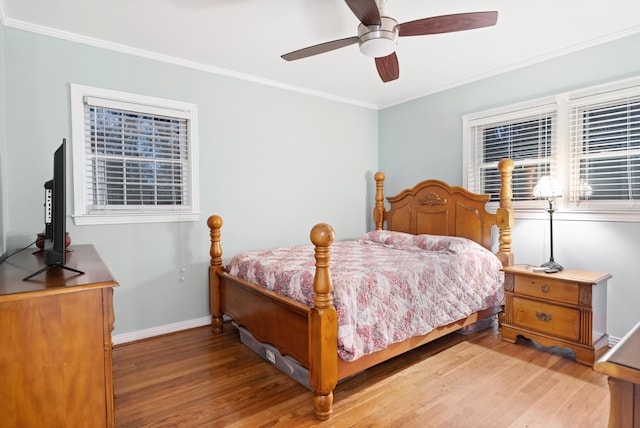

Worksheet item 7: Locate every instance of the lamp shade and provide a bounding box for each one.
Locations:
[533,176,563,199]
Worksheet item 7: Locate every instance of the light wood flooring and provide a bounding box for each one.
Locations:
[113,322,610,427]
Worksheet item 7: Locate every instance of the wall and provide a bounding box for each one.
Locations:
[0,21,6,256]
[2,27,378,336]
[379,32,640,341]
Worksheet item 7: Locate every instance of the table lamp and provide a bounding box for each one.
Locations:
[533,176,564,273]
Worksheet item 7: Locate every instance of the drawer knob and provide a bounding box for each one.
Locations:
[540,284,550,293]
[536,311,552,322]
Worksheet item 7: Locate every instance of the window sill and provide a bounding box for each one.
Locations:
[73,212,200,226]
[514,209,640,223]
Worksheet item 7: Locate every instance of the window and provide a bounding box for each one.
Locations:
[568,91,640,209]
[464,76,640,221]
[70,85,199,225]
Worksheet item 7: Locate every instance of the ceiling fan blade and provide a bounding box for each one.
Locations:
[344,0,381,26]
[281,37,359,61]
[398,11,498,37]
[375,52,399,83]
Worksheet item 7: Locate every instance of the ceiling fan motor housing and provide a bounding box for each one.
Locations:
[358,16,398,57]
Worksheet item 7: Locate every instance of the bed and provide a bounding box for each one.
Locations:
[207,158,515,420]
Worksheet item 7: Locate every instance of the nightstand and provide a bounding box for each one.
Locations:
[501,265,610,366]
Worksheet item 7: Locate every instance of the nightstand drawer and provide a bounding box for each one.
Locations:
[514,275,578,305]
[513,297,580,342]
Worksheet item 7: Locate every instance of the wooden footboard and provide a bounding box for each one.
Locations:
[209,216,311,367]
[208,159,515,420]
[208,217,338,420]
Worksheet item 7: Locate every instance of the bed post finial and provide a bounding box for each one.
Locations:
[374,172,386,230]
[309,223,338,421]
[208,215,223,264]
[497,159,515,267]
[207,215,224,333]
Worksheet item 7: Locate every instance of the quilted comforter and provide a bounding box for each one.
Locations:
[226,230,504,362]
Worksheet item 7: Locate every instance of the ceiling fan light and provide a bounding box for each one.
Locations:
[359,37,396,57]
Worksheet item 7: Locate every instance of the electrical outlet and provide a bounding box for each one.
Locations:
[265,349,276,364]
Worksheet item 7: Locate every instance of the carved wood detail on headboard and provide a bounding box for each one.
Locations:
[418,192,447,206]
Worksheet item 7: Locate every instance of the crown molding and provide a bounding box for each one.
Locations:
[1,14,379,110]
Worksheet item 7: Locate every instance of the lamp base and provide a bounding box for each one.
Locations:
[541,259,564,273]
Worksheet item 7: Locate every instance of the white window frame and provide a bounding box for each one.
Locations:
[464,76,640,223]
[567,81,640,215]
[70,84,200,225]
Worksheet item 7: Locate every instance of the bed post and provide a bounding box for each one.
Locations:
[207,215,225,334]
[496,159,515,267]
[309,223,338,421]
[374,172,386,230]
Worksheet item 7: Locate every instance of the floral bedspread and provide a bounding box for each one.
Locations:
[226,230,504,362]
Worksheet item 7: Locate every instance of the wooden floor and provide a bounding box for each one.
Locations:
[113,322,610,427]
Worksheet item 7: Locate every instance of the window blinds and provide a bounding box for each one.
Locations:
[83,99,191,213]
[569,95,640,205]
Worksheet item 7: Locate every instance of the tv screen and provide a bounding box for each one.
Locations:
[43,139,66,266]
[23,139,84,280]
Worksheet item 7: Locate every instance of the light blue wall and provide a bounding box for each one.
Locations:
[2,27,378,335]
[0,22,6,256]
[379,33,640,341]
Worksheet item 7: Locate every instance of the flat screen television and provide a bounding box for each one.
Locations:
[44,139,67,266]
[24,139,83,280]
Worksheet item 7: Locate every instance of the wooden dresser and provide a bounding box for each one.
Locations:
[501,265,610,366]
[595,321,640,428]
[0,245,118,427]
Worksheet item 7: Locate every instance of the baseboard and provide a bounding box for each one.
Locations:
[112,316,623,352]
[608,335,621,347]
[112,315,212,345]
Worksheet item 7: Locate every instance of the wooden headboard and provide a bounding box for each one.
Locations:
[372,158,514,267]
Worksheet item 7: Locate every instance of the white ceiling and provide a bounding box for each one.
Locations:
[1,0,640,109]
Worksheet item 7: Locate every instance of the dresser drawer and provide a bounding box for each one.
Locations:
[514,275,578,305]
[512,297,580,342]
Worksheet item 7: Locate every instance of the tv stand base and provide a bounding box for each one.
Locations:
[23,264,85,281]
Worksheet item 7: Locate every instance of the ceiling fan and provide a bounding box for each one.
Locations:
[281,0,498,83]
